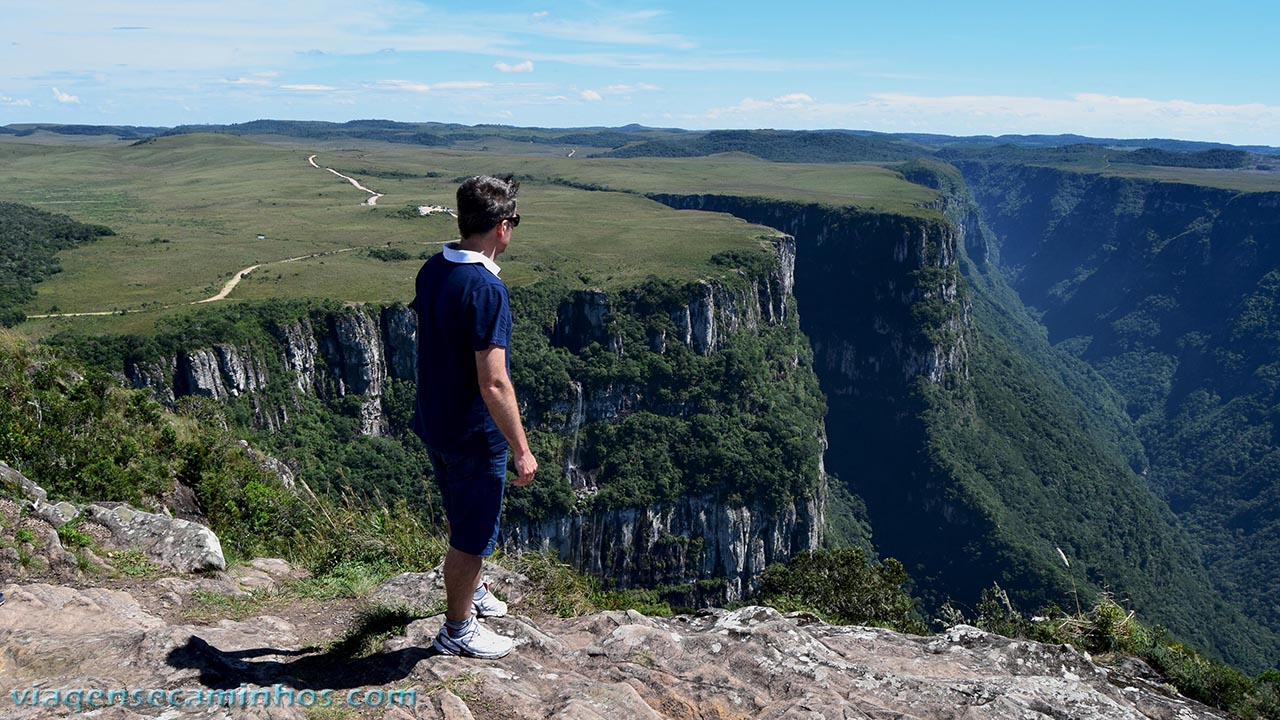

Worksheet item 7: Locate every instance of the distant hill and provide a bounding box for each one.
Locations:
[161,119,663,150]
[2,123,166,140]
[847,130,1280,156]
[937,143,1258,170]
[7,120,1277,159]
[596,129,926,162]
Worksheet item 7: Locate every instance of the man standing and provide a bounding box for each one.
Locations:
[412,175,537,658]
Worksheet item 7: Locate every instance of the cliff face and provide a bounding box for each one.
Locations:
[648,195,969,392]
[513,490,824,602]
[648,194,972,567]
[120,239,825,601]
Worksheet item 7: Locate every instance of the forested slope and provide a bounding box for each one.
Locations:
[952,159,1280,670]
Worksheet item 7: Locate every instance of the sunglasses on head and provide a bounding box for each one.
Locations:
[505,214,520,227]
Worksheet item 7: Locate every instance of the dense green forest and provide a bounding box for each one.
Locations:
[0,202,114,327]
[950,159,1280,670]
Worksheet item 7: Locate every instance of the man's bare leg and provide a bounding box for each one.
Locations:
[444,546,483,623]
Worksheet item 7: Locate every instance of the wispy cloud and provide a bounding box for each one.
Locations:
[580,89,603,102]
[862,71,931,81]
[705,93,815,117]
[1,96,33,107]
[603,83,659,94]
[529,10,694,49]
[697,92,1280,144]
[222,77,272,86]
[433,81,491,90]
[374,79,491,93]
[281,84,337,91]
[51,87,79,103]
[494,60,534,73]
[112,26,149,31]
[375,80,432,93]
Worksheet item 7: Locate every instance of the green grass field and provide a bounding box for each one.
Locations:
[7,132,1277,339]
[1,134,822,336]
[1008,154,1280,192]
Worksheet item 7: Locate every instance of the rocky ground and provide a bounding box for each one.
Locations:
[1,566,1228,719]
[0,461,1229,719]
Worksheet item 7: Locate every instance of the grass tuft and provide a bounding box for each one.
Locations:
[328,605,423,659]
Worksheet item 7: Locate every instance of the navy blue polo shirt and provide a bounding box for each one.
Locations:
[412,245,512,454]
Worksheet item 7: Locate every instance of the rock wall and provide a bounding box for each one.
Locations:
[648,195,969,391]
[120,238,826,597]
[512,488,826,602]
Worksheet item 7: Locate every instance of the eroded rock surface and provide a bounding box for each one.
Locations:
[0,571,1226,720]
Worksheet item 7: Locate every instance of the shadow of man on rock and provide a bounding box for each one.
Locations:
[165,615,442,690]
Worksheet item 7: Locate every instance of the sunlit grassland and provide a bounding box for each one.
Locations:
[319,143,942,216]
[1,135,783,337]
[1005,153,1280,192]
[1097,164,1280,192]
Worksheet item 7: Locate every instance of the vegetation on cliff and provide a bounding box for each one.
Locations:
[953,159,1280,670]
[50,248,826,520]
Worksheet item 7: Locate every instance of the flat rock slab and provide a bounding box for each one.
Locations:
[0,579,1226,719]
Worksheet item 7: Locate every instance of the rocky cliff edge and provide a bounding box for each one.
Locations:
[0,560,1225,720]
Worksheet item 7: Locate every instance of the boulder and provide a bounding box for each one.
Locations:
[83,503,226,573]
[372,562,528,614]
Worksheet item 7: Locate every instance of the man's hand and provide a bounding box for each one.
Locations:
[512,449,537,486]
[476,344,537,486]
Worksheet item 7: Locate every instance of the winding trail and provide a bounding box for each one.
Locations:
[28,248,362,319]
[26,156,385,319]
[196,264,262,304]
[308,154,384,206]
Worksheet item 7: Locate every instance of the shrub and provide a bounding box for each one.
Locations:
[756,548,926,634]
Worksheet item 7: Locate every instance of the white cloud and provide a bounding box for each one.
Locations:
[375,79,432,93]
[603,83,660,94]
[580,89,602,102]
[695,92,1280,145]
[51,86,79,103]
[280,84,337,91]
[532,11,549,19]
[527,10,694,49]
[373,79,490,93]
[222,77,271,86]
[706,93,815,117]
[432,80,491,89]
[494,60,534,73]
[1,96,32,107]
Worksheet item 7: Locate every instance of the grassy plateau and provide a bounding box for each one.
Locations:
[0,133,940,337]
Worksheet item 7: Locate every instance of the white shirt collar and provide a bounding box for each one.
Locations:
[443,241,501,277]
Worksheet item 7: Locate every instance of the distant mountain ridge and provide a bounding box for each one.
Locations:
[6,120,1277,158]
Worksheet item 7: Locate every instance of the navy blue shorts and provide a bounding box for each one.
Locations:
[427,445,507,557]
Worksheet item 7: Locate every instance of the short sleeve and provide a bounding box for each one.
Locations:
[468,282,512,351]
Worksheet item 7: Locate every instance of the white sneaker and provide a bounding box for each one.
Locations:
[473,581,508,618]
[433,618,514,659]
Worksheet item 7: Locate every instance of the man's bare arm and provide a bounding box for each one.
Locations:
[476,344,537,485]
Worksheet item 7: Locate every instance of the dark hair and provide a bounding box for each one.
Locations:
[456,175,520,239]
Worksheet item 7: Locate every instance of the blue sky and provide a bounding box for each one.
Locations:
[3,0,1278,145]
